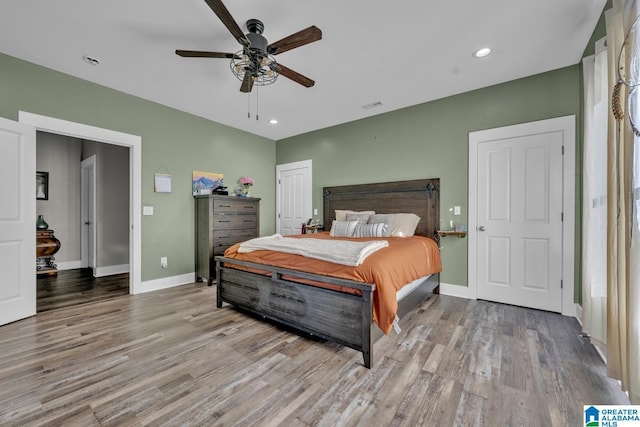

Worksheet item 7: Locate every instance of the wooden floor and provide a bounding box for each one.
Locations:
[0,282,628,426]
[37,269,129,313]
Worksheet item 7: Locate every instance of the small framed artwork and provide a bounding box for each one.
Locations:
[36,171,49,200]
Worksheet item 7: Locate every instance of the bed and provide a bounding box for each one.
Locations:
[215,178,441,368]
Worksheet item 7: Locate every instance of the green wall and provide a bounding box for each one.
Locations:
[0,52,276,282]
[0,50,586,296]
[276,66,582,290]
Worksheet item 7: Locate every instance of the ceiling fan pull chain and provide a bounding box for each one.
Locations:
[247,91,251,119]
[256,85,259,121]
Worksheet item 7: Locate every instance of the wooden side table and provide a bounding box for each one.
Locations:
[303,224,323,234]
[36,229,61,275]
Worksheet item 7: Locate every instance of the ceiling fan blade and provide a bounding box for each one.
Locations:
[240,72,254,93]
[275,64,315,88]
[267,26,322,55]
[203,0,248,45]
[175,50,239,59]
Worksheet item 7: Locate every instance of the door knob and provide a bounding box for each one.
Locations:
[478,226,486,231]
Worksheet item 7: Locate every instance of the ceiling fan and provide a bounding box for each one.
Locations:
[176,0,322,93]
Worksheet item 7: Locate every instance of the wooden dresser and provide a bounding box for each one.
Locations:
[195,195,260,284]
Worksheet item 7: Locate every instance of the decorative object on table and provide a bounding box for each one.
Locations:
[36,171,48,200]
[36,214,49,230]
[239,176,254,197]
[36,228,61,275]
[192,171,224,196]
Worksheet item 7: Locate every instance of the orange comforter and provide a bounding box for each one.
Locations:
[223,232,442,335]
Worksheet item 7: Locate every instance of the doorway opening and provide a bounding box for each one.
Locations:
[20,112,142,299]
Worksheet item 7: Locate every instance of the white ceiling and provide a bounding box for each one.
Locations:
[0,1,605,140]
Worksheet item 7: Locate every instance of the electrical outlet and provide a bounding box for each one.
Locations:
[454,206,461,215]
[314,208,318,215]
[161,257,167,268]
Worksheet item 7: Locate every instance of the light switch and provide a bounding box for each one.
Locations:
[454,206,461,215]
[143,206,154,216]
[314,208,318,215]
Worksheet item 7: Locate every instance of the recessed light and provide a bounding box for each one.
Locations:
[472,48,492,58]
[83,55,101,66]
[269,119,278,125]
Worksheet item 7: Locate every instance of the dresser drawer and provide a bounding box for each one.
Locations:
[213,229,256,246]
[212,214,257,229]
[213,199,258,214]
[212,228,257,255]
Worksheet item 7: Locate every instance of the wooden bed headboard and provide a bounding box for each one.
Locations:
[323,178,440,239]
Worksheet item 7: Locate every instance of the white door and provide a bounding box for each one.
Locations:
[81,155,97,271]
[476,132,563,311]
[0,117,36,326]
[276,160,312,235]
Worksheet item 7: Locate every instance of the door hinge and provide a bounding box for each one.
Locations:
[278,213,281,219]
[562,145,565,155]
[278,179,281,184]
[561,212,564,221]
[561,280,563,289]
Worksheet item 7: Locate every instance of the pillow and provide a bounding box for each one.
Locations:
[352,222,386,238]
[345,213,372,222]
[365,214,393,237]
[329,220,360,237]
[388,213,421,237]
[368,213,421,237]
[335,210,375,222]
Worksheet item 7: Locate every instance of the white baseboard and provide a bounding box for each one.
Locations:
[439,282,474,299]
[95,264,129,277]
[575,303,583,325]
[439,282,580,320]
[56,260,82,271]
[136,272,196,294]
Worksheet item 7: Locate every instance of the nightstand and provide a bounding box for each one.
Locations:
[303,224,323,234]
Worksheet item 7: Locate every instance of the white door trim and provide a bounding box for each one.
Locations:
[19,112,142,294]
[468,115,575,316]
[276,159,312,234]
[80,155,97,270]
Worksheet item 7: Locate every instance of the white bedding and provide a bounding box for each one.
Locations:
[237,234,388,266]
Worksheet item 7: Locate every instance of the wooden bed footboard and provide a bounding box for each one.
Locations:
[215,256,439,368]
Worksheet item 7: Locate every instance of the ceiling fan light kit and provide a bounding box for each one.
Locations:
[176,0,321,94]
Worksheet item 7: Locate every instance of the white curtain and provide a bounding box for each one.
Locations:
[605,0,640,405]
[628,3,640,405]
[582,38,609,357]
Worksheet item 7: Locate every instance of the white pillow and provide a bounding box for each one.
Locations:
[388,213,421,237]
[329,220,360,237]
[368,213,421,237]
[335,210,375,222]
[352,222,386,238]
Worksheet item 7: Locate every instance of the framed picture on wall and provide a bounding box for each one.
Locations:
[36,171,48,200]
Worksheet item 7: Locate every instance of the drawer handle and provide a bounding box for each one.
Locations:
[243,219,253,222]
[218,204,231,208]
[218,220,230,223]
[243,206,253,209]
